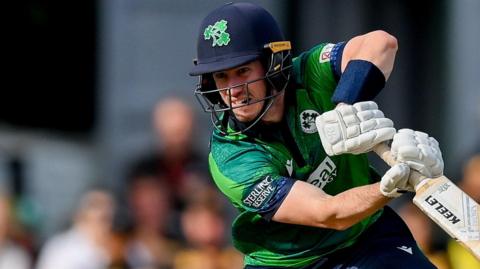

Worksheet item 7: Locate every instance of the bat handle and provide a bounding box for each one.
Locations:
[372,142,426,191]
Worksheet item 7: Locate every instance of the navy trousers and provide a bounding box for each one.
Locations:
[245,207,436,269]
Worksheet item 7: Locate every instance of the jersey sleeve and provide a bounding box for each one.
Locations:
[208,144,295,221]
[293,42,345,109]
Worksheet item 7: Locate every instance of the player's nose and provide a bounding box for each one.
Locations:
[228,79,247,98]
[229,87,245,99]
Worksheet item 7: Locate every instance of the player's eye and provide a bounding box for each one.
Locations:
[237,67,250,76]
[213,72,227,80]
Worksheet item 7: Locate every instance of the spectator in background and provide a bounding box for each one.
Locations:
[0,191,31,269]
[447,154,480,269]
[174,187,243,269]
[124,174,180,269]
[36,189,115,269]
[129,97,209,212]
[457,154,480,201]
[398,201,450,269]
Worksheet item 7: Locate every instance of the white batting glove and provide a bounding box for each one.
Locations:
[391,129,444,179]
[316,101,396,156]
[380,163,412,198]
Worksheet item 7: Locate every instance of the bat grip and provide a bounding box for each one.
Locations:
[372,142,426,190]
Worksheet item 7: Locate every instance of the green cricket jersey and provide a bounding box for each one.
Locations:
[208,43,382,267]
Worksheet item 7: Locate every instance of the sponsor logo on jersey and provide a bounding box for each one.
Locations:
[285,159,293,177]
[307,156,337,189]
[319,43,334,63]
[243,176,275,209]
[300,110,320,134]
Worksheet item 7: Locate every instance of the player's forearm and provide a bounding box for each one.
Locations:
[272,181,390,230]
[325,182,391,230]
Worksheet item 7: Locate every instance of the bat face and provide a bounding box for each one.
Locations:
[372,143,480,260]
[413,176,480,260]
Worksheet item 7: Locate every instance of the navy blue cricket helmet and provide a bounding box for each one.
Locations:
[190,2,292,135]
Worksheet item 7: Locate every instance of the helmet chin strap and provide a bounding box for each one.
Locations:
[226,93,277,135]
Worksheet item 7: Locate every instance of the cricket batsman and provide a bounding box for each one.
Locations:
[189,2,443,268]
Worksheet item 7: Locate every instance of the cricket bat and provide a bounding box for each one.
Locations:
[373,142,480,260]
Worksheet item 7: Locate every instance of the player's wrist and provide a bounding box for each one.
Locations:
[331,60,386,105]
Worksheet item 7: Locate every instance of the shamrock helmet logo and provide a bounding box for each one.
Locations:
[204,19,231,47]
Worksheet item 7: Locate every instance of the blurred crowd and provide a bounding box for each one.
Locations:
[1,96,479,269]
[0,97,243,269]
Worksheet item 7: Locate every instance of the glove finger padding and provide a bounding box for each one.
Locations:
[356,109,384,122]
[353,100,378,111]
[359,118,393,132]
[380,163,412,198]
[391,128,444,179]
[316,101,395,156]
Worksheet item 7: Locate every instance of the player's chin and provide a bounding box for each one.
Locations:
[233,107,262,122]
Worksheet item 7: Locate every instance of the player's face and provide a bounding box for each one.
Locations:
[213,60,267,122]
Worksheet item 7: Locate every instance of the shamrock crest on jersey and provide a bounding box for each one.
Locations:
[300,110,320,133]
[204,19,231,47]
